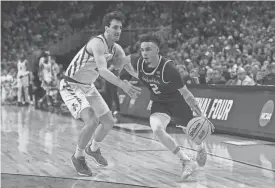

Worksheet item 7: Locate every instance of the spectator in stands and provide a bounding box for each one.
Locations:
[235,67,255,86]
[205,68,214,84]
[244,64,254,79]
[251,64,260,78]
[2,1,275,91]
[189,68,200,84]
[255,71,264,85]
[176,64,186,79]
[208,69,227,84]
[198,66,207,84]
[261,66,270,78]
[262,64,275,85]
[177,64,197,84]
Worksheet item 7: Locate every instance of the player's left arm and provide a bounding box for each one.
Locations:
[165,62,203,117]
[179,86,203,117]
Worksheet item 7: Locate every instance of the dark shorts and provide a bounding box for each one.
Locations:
[151,98,194,126]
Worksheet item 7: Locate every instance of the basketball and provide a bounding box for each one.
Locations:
[186,116,212,145]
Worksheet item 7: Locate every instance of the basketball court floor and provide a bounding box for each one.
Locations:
[1,106,275,188]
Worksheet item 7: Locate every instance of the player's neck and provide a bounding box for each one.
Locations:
[148,55,160,68]
[103,32,114,49]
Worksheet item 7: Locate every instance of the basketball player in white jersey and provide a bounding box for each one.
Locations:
[39,52,57,107]
[17,58,30,105]
[59,11,141,176]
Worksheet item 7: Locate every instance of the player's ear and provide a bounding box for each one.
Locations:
[105,26,109,33]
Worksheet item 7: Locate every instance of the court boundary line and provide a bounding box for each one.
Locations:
[113,129,275,172]
[1,172,158,188]
[126,149,168,152]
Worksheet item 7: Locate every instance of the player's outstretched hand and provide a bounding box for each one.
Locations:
[176,125,187,134]
[121,80,142,99]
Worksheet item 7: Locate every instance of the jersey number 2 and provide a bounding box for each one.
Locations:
[150,84,161,94]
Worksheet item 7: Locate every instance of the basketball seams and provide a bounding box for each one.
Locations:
[187,118,202,138]
[191,118,207,141]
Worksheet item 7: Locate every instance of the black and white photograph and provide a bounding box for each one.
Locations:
[1,1,275,188]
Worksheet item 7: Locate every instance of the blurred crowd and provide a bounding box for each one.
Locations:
[110,1,275,86]
[1,1,275,107]
[166,1,275,86]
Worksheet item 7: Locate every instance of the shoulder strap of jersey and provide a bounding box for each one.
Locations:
[137,57,143,77]
[84,34,106,56]
[135,54,145,77]
[161,57,174,84]
[156,56,166,72]
[97,34,107,46]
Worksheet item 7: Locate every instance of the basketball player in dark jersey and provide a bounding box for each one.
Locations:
[120,34,215,180]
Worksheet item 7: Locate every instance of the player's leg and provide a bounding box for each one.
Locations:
[28,74,34,105]
[17,78,23,105]
[85,87,113,166]
[149,113,192,160]
[111,85,120,120]
[150,102,197,179]
[22,75,30,104]
[173,99,207,167]
[59,80,98,176]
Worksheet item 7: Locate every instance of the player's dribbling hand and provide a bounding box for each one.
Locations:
[202,116,215,133]
[208,119,215,133]
[195,111,215,133]
[121,80,142,99]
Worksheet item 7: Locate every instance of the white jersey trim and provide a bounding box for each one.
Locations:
[162,60,173,84]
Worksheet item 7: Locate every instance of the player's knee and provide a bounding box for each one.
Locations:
[151,124,165,134]
[108,116,115,127]
[150,114,169,134]
[102,117,115,130]
[81,107,99,127]
[150,119,165,134]
[99,111,115,130]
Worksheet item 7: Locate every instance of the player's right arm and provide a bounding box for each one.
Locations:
[121,55,139,79]
[164,62,203,117]
[119,53,141,82]
[88,39,141,99]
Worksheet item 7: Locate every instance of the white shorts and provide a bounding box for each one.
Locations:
[17,74,30,88]
[59,79,110,119]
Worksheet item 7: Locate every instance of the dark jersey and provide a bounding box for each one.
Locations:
[130,54,185,102]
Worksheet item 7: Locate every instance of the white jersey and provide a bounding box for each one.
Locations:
[40,60,52,83]
[65,34,117,85]
[17,60,29,78]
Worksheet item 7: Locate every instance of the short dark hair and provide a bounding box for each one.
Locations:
[140,34,161,48]
[102,11,125,27]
